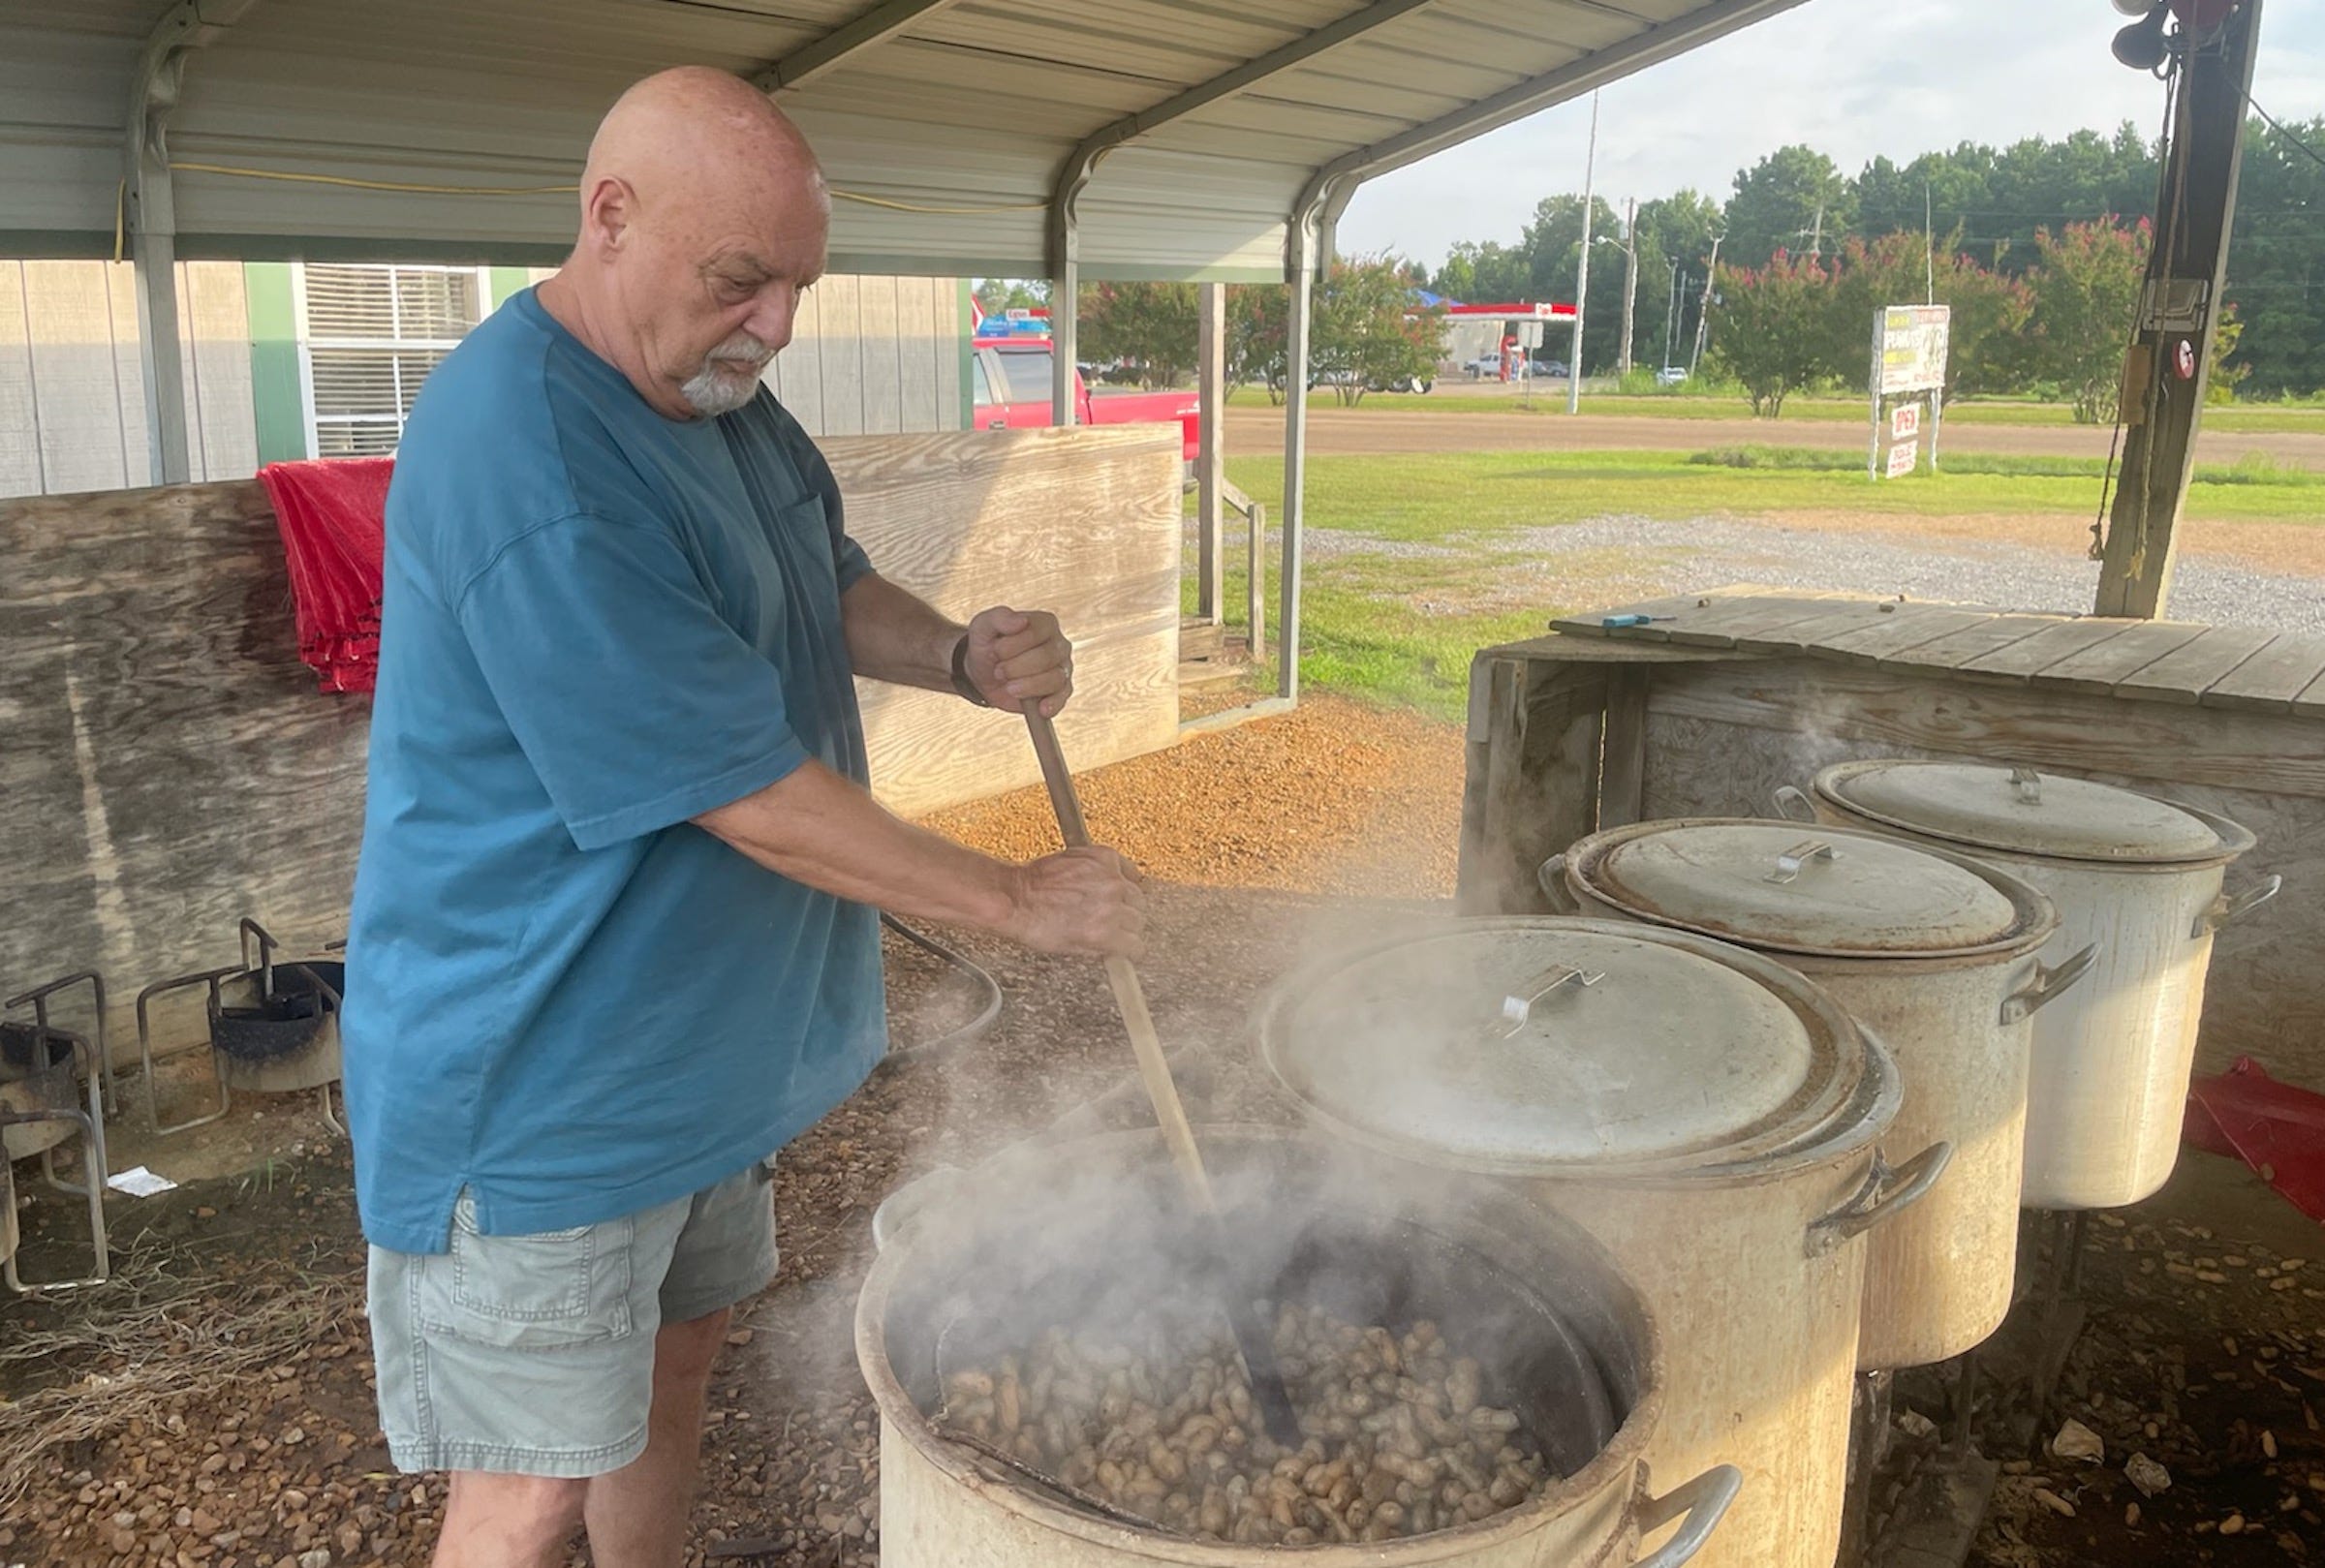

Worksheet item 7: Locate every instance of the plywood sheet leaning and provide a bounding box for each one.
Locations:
[0,425,1184,1041]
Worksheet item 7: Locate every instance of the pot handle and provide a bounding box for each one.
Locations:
[2194,874,2281,938]
[1537,854,1581,913]
[1805,1142,1952,1257]
[2000,943,2098,1024]
[1627,1463,1743,1568]
[1771,784,1815,823]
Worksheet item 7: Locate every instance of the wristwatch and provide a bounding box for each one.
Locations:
[950,633,993,708]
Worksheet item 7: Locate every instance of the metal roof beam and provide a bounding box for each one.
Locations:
[753,0,967,94]
[1049,0,1445,286]
[1291,0,1812,241]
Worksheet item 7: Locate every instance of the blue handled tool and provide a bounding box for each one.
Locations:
[1601,613,1674,629]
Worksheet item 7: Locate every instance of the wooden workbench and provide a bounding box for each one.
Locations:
[1460,589,2325,1082]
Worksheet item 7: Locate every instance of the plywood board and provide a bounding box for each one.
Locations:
[818,275,867,438]
[1648,658,2325,801]
[0,261,42,498]
[23,260,133,495]
[856,275,904,437]
[1728,599,1912,653]
[0,425,1185,1042]
[773,282,826,435]
[2200,632,2325,715]
[2114,625,2279,705]
[1661,596,1880,649]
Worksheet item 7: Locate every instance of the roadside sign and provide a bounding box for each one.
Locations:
[1891,404,1922,442]
[1877,305,1951,395]
[1885,438,1920,479]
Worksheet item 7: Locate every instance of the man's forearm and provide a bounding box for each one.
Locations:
[839,572,960,691]
[694,755,1020,930]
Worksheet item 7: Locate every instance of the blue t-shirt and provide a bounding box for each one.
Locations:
[343,287,885,1255]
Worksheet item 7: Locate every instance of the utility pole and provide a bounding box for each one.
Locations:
[1617,197,1639,377]
[1689,233,1722,377]
[1663,261,1681,373]
[1568,90,1598,415]
[2095,0,2266,619]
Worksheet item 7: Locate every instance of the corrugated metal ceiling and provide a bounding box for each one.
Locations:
[0,0,1807,279]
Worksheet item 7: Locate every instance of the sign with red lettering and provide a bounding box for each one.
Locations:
[1891,404,1922,443]
[1885,438,1920,479]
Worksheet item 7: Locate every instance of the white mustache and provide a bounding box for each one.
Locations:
[705,333,775,368]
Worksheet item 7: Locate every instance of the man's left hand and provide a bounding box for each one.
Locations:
[964,606,1072,717]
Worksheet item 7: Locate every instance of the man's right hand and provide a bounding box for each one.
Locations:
[1005,846,1148,958]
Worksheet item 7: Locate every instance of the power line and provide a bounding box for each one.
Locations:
[2249,99,2325,175]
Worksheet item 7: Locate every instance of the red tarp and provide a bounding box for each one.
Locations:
[2186,1057,2325,1224]
[256,458,392,695]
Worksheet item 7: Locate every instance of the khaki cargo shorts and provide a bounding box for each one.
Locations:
[366,1157,778,1477]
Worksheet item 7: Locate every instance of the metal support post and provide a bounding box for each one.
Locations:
[1280,207,1317,702]
[1196,282,1226,624]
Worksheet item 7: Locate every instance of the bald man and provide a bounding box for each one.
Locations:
[342,68,1144,1566]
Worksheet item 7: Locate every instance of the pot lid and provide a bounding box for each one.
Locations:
[1572,820,2029,957]
[1256,919,1862,1177]
[1817,761,2229,864]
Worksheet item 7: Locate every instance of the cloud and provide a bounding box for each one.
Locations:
[1336,0,2325,269]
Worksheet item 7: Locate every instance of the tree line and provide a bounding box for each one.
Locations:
[1429,117,2322,405]
[973,112,2324,410]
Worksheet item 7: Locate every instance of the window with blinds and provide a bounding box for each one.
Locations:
[294,264,488,456]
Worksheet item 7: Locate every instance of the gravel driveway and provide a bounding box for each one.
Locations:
[1494,515,2325,633]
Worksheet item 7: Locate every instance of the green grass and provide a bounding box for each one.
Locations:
[1263,387,2325,435]
[1187,447,2325,721]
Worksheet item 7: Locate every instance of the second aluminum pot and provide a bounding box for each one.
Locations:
[1256,918,1946,1568]
[1548,818,2092,1371]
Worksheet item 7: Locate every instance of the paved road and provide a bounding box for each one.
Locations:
[1224,408,2325,469]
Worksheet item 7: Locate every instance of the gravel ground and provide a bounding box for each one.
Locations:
[1483,516,2325,632]
[6,696,2318,1568]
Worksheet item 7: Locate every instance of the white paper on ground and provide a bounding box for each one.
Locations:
[106,1165,178,1197]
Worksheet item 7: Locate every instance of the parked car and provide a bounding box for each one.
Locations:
[1534,359,1569,380]
[972,340,1199,460]
[1310,368,1434,394]
[1462,354,1506,379]
[1657,365,1690,386]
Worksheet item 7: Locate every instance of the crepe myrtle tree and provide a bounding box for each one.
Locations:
[1709,250,1841,418]
[1223,258,1442,406]
[1077,281,1201,389]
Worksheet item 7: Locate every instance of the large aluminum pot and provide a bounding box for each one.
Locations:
[1256,919,1945,1568]
[1549,819,2092,1370]
[858,1126,1740,1568]
[1794,761,2279,1210]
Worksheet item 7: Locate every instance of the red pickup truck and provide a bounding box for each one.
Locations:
[971,339,1199,461]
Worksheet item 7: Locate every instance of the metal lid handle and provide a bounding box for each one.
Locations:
[1766,840,1839,884]
[1806,1141,1952,1256]
[2195,873,2281,937]
[1627,1463,1744,1568]
[2000,943,2099,1024]
[1498,965,1605,1034]
[1771,784,1815,823]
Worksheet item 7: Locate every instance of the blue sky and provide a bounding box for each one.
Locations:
[1337,0,2325,268]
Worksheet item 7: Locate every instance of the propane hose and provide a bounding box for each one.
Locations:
[879,913,1003,1058]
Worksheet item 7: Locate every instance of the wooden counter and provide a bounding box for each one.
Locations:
[1460,589,2325,1082]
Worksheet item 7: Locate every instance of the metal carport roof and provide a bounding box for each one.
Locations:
[2,0,1808,703]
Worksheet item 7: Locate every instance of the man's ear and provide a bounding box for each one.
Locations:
[578,175,636,257]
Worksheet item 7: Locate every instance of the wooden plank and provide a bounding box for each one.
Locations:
[2294,667,2325,722]
[2031,619,2209,695]
[890,275,942,434]
[23,260,132,494]
[1547,592,1710,640]
[1955,617,2142,682]
[1479,632,1743,667]
[1598,666,1649,828]
[1647,657,2325,801]
[1458,658,1608,915]
[1660,595,1882,649]
[0,261,43,498]
[1875,612,2069,674]
[2201,632,2325,715]
[181,261,258,482]
[1814,606,1999,666]
[1729,598,1913,654]
[2114,624,2279,705]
